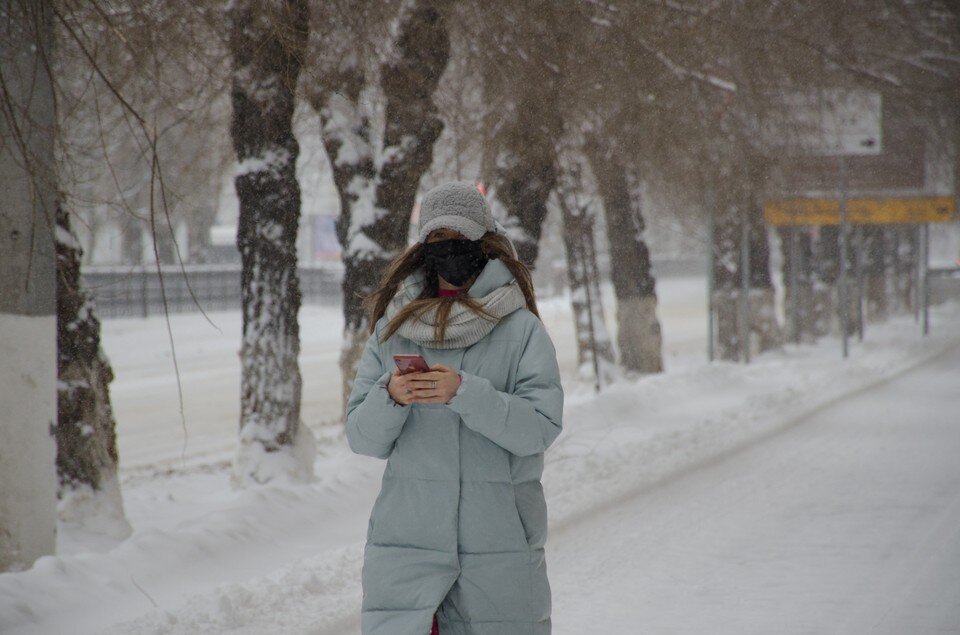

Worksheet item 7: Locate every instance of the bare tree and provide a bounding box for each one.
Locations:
[56,1,232,266]
[229,0,314,486]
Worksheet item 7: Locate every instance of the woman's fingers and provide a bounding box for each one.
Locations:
[407,370,444,381]
[396,364,457,403]
[407,378,441,389]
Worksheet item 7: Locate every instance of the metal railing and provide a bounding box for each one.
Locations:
[928,266,960,306]
[82,263,343,319]
[82,257,707,320]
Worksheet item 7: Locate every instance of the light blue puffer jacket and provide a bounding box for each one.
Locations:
[345,255,564,635]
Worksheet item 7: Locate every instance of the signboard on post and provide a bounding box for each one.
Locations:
[760,88,883,157]
[761,88,884,360]
[764,196,956,226]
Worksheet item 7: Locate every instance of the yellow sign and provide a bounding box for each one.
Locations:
[764,196,956,226]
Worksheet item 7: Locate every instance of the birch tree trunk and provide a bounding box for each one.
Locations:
[55,206,132,546]
[229,0,314,486]
[555,155,616,384]
[584,136,663,373]
[0,0,58,571]
[307,0,450,415]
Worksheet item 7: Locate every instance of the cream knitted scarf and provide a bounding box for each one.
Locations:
[384,271,527,350]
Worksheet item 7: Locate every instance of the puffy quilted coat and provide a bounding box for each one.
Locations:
[345,255,564,635]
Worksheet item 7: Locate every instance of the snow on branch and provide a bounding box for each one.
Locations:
[636,35,737,92]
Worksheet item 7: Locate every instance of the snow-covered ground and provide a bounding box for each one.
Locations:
[1,277,958,635]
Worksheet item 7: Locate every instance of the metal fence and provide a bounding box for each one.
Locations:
[82,257,707,320]
[82,263,344,319]
[929,267,960,305]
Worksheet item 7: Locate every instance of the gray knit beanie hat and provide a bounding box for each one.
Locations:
[417,181,496,244]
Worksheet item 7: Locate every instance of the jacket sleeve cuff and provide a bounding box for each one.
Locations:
[354,370,410,441]
[446,370,494,416]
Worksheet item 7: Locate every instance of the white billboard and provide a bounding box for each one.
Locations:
[761,88,882,156]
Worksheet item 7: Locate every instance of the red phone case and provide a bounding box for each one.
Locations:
[394,354,430,374]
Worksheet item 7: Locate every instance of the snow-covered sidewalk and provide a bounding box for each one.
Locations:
[1,291,957,634]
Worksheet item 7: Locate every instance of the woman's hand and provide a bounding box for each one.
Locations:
[386,369,418,406]
[389,363,462,404]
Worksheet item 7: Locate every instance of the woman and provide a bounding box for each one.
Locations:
[345,181,564,635]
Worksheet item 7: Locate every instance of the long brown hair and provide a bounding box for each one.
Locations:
[361,231,541,344]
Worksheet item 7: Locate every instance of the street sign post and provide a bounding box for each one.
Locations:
[762,88,884,359]
[765,196,956,344]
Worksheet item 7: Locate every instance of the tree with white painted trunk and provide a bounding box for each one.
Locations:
[0,0,58,572]
[229,0,315,486]
[305,0,451,415]
[583,132,664,374]
[710,157,783,361]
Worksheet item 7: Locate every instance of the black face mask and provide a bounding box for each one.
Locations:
[423,238,488,287]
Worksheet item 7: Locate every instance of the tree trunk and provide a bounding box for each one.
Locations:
[712,179,781,361]
[0,0,58,572]
[778,226,816,342]
[811,225,860,337]
[490,85,562,269]
[584,137,663,373]
[187,203,216,264]
[890,226,918,314]
[555,155,616,384]
[121,217,144,265]
[712,186,743,361]
[55,206,132,546]
[862,226,888,322]
[809,226,837,336]
[229,0,314,486]
[307,0,450,416]
[746,200,781,352]
[154,220,176,265]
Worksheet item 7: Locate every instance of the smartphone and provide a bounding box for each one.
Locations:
[394,354,430,375]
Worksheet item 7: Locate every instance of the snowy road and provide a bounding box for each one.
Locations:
[550,343,960,634]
